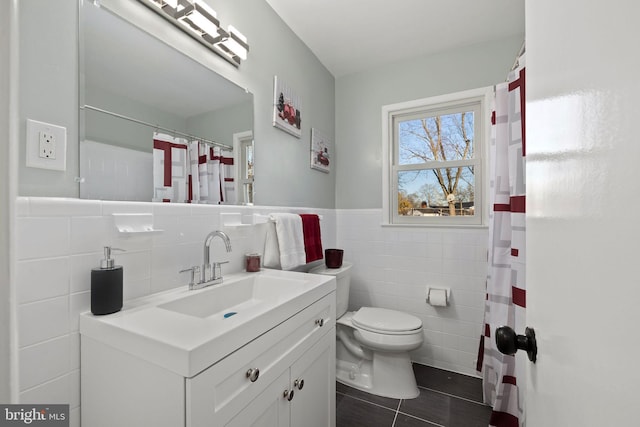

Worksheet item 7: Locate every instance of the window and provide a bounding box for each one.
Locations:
[382,87,491,226]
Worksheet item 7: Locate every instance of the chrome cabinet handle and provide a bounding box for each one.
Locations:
[294,378,304,390]
[283,389,294,401]
[246,368,260,382]
[315,318,324,327]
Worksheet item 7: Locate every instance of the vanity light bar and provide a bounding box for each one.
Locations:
[137,0,249,67]
[220,26,248,61]
[148,0,179,15]
[175,0,221,39]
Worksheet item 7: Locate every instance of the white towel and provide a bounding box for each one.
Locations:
[263,213,306,270]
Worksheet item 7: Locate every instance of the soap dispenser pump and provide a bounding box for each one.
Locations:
[91,246,124,315]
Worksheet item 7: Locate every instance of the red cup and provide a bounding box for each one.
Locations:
[245,253,261,272]
[325,249,344,268]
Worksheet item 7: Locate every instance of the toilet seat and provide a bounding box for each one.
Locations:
[352,307,422,335]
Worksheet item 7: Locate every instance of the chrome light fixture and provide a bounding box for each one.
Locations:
[137,0,249,67]
[220,25,248,61]
[147,0,179,15]
[174,0,225,43]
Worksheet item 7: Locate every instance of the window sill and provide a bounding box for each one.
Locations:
[381,223,488,230]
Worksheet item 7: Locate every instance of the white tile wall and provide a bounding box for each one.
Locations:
[14,197,336,425]
[13,199,488,421]
[335,209,488,377]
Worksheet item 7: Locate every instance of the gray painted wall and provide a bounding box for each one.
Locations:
[187,101,253,149]
[334,36,524,209]
[84,86,188,151]
[18,0,79,198]
[18,0,336,208]
[84,88,251,154]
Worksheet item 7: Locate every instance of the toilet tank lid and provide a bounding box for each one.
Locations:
[352,307,422,333]
[309,262,352,277]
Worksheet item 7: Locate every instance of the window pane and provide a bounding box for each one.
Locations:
[398,111,474,165]
[397,167,475,216]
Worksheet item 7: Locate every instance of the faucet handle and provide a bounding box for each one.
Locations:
[179,265,201,288]
[211,261,229,281]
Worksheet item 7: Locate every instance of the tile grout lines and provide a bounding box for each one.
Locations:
[337,391,445,427]
[417,385,489,406]
[394,399,444,427]
[336,391,397,413]
[391,399,401,426]
[338,381,491,427]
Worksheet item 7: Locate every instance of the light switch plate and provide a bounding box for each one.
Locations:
[26,119,67,171]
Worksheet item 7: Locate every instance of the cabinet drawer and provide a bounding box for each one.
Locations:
[187,291,335,426]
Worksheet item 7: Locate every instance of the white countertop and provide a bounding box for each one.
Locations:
[80,269,336,378]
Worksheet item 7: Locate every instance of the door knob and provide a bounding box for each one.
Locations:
[283,389,294,401]
[495,326,537,363]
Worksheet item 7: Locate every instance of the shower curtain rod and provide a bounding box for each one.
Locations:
[82,104,233,151]
[509,41,526,73]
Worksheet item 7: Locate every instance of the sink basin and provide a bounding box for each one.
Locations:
[158,274,308,319]
[79,269,336,377]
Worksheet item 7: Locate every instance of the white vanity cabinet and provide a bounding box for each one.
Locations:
[81,290,336,427]
[187,293,336,426]
[224,331,335,427]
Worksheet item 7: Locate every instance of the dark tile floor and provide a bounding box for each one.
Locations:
[336,364,492,427]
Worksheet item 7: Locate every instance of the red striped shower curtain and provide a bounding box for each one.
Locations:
[477,58,526,427]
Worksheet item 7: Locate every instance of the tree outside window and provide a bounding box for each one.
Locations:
[383,88,488,226]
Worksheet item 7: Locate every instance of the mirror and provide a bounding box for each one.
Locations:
[80,2,254,204]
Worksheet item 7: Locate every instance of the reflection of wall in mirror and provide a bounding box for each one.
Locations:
[80,140,153,201]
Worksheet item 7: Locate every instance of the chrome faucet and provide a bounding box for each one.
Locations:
[179,230,232,290]
[202,230,232,283]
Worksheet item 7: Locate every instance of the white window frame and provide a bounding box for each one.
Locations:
[382,87,492,227]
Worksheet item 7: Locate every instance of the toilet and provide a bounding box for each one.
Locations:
[310,262,423,399]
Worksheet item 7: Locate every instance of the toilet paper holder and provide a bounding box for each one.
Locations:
[426,287,450,306]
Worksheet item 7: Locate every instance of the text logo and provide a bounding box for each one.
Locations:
[1,405,68,426]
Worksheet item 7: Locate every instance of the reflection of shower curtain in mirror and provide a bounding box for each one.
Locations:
[153,132,234,204]
[153,133,189,203]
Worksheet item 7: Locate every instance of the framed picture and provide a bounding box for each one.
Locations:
[310,128,332,173]
[272,76,302,138]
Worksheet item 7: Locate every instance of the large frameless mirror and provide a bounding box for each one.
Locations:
[79,1,254,204]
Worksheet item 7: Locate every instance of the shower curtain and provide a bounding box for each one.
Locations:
[477,57,526,427]
[152,132,234,204]
[153,133,189,203]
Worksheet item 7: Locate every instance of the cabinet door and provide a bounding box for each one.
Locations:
[289,328,336,427]
[187,293,335,427]
[226,370,290,427]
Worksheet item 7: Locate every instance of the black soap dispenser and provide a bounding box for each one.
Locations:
[91,246,124,315]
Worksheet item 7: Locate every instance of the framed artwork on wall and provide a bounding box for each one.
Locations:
[310,128,332,173]
[272,76,302,138]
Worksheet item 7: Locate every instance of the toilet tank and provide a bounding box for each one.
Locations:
[310,262,352,318]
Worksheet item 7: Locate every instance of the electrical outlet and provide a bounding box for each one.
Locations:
[39,131,57,159]
[26,119,67,171]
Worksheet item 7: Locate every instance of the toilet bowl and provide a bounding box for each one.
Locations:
[310,262,424,399]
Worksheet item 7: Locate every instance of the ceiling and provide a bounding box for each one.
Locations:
[265,0,525,77]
